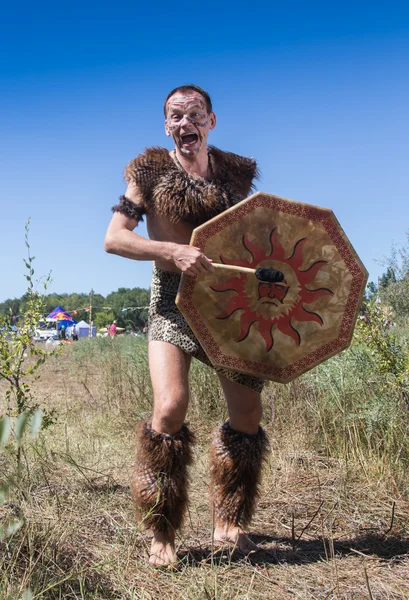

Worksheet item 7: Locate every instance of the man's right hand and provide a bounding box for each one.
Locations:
[170,244,215,277]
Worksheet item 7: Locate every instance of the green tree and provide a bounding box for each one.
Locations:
[94,311,115,329]
[1,287,151,330]
[365,281,378,302]
[0,298,21,319]
[380,232,409,319]
[105,287,150,330]
[379,267,397,290]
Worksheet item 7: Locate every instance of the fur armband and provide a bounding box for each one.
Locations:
[111,195,145,223]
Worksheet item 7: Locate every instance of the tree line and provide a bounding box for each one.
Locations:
[2,233,408,331]
[0,287,151,332]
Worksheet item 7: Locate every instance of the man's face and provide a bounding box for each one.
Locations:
[165,91,216,156]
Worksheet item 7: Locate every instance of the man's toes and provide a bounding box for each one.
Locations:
[149,553,174,566]
[149,543,177,567]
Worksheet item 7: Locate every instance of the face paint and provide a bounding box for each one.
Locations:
[166,94,210,131]
[166,93,214,156]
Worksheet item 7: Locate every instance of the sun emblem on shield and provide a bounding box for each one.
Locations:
[210,228,334,351]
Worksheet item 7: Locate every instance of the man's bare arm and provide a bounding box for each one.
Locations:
[104,183,214,276]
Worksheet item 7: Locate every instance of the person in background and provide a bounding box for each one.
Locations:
[109,320,117,336]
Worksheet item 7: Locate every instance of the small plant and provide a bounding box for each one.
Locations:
[0,220,57,469]
[0,409,43,541]
[355,297,409,404]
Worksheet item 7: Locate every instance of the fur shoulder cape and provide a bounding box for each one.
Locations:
[118,146,259,225]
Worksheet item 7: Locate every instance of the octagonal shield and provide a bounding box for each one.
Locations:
[176,192,368,383]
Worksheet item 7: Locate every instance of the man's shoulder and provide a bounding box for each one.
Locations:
[209,146,259,186]
[124,146,172,185]
[125,146,171,169]
[139,146,171,161]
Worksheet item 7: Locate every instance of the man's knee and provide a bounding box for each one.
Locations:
[152,391,189,434]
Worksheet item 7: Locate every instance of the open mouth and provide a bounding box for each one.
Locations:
[180,133,198,146]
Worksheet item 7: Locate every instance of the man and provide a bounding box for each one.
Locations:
[105,85,268,565]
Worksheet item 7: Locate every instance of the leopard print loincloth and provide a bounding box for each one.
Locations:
[148,267,264,393]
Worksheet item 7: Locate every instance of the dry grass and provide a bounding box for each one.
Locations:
[1,338,409,599]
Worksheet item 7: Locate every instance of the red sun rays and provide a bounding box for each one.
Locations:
[211,228,333,351]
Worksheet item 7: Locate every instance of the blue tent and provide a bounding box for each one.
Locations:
[47,305,65,318]
[0,325,17,332]
[46,306,77,330]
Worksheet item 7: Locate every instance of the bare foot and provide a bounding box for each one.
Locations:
[213,524,260,554]
[149,531,177,566]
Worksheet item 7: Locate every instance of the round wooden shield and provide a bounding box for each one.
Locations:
[176,192,368,383]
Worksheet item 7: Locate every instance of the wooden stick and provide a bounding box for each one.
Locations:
[212,264,257,275]
[202,264,285,283]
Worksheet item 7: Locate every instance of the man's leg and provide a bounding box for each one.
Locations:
[131,341,193,565]
[210,375,268,553]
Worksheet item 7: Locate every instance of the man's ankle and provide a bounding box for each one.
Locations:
[152,530,175,542]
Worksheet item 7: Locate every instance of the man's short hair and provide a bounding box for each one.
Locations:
[163,84,213,116]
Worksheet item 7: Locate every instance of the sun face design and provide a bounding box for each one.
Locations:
[210,228,334,351]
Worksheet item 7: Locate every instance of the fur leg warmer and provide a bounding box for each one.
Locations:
[210,422,269,528]
[131,421,195,534]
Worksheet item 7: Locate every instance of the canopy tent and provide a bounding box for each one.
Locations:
[46,306,77,330]
[47,305,66,319]
[76,320,96,338]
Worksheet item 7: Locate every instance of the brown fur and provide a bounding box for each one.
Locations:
[210,422,269,528]
[130,421,195,534]
[123,146,259,226]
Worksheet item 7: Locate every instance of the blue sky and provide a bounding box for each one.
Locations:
[1,1,408,302]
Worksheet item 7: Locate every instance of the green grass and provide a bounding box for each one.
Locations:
[1,330,409,599]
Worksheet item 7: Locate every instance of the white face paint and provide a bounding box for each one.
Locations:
[165,93,212,156]
[166,95,209,130]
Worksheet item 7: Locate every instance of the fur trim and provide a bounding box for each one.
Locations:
[209,146,259,199]
[131,421,195,534]
[111,195,145,223]
[123,146,259,226]
[124,147,170,199]
[210,422,269,528]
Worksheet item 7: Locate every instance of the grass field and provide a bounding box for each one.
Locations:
[1,335,409,599]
